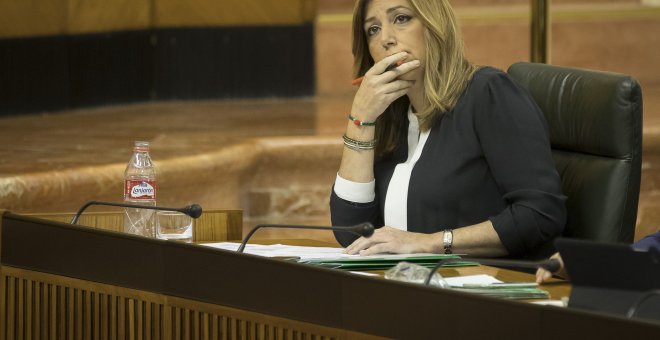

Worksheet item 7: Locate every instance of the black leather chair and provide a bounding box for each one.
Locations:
[508,62,643,243]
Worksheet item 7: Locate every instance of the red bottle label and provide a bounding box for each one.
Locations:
[125,180,157,200]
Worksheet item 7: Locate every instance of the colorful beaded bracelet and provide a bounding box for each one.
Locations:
[348,114,377,126]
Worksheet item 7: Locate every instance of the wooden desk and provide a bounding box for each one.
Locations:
[438,264,570,300]
[24,209,242,243]
[2,213,659,340]
[248,238,571,301]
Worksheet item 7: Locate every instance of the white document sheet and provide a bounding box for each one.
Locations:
[202,242,352,260]
[202,242,444,262]
[443,274,503,287]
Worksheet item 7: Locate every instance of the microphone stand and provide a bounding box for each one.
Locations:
[424,257,561,285]
[237,222,374,253]
[71,200,203,224]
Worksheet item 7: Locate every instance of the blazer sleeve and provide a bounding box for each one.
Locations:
[330,187,383,247]
[633,231,660,251]
[474,72,567,256]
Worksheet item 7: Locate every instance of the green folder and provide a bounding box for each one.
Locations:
[452,285,550,300]
[300,254,478,271]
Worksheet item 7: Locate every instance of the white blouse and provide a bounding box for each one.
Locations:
[334,107,430,231]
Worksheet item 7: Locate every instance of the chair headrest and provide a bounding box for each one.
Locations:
[508,62,642,159]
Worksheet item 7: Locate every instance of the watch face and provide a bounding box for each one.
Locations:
[443,230,453,254]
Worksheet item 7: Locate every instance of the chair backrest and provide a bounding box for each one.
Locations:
[508,62,642,243]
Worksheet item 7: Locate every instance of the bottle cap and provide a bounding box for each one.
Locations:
[134,141,150,152]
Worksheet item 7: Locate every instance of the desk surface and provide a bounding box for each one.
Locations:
[247,238,571,301]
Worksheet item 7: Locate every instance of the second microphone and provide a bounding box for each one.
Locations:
[237,222,375,253]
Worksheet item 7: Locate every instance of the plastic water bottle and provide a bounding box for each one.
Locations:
[123,141,157,237]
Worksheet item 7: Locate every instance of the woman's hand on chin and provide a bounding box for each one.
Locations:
[351,52,419,121]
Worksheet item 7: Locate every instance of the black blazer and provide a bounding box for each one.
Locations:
[331,67,567,259]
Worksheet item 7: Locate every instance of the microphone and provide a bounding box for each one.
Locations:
[70,200,203,224]
[424,257,561,285]
[461,257,561,273]
[237,222,375,253]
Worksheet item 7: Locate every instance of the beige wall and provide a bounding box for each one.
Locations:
[0,0,316,38]
[156,0,316,27]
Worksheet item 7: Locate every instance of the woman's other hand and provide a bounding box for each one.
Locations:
[344,226,440,255]
[536,252,567,283]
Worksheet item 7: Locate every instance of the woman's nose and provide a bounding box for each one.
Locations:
[380,25,397,50]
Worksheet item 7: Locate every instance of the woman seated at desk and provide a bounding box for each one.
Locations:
[330,0,566,259]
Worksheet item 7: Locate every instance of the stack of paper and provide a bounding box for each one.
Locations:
[451,285,550,299]
[203,242,477,270]
[445,275,550,300]
[203,243,549,299]
[301,254,476,270]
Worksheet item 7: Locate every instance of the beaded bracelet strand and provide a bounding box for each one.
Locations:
[348,114,377,127]
[343,134,377,151]
[343,139,375,151]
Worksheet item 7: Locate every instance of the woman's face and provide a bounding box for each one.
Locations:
[363,0,426,81]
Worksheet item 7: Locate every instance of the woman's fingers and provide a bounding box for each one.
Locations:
[535,267,552,283]
[345,236,384,255]
[383,59,421,81]
[366,52,409,76]
[344,237,364,254]
[364,60,420,87]
[360,53,418,88]
[345,235,373,254]
[536,252,567,283]
[345,227,427,255]
[381,79,415,94]
[350,54,419,119]
[345,227,392,254]
[359,242,392,256]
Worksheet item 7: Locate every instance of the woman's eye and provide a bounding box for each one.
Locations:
[366,26,380,36]
[394,15,411,24]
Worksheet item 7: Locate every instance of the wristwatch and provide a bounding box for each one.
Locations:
[442,229,453,254]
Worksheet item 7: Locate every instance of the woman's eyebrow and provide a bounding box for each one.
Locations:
[363,5,410,25]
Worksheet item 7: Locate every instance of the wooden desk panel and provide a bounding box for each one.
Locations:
[2,213,659,340]
[2,266,377,340]
[24,209,242,243]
